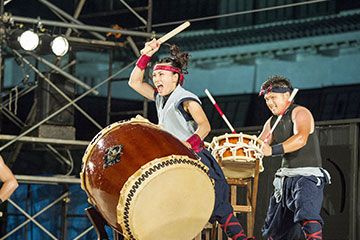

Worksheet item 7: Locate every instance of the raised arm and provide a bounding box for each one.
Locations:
[128,39,160,101]
[0,156,18,202]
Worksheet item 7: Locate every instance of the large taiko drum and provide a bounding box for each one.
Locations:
[209,133,264,179]
[80,116,215,240]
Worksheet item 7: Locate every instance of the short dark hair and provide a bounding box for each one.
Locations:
[261,75,293,91]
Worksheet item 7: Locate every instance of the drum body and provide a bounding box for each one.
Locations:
[81,116,215,240]
[210,133,264,179]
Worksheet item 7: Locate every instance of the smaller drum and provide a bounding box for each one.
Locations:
[210,133,264,179]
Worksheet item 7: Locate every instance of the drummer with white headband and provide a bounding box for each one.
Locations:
[258,75,331,240]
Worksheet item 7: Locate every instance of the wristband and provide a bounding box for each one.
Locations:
[271,143,284,156]
[136,55,151,70]
[186,134,204,153]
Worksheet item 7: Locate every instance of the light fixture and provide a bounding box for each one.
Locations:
[37,34,70,57]
[51,36,69,57]
[19,30,40,51]
[7,28,70,56]
[7,29,40,51]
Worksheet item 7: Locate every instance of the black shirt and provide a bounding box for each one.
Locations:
[270,104,322,168]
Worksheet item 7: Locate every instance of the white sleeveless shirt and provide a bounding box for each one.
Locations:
[155,85,201,141]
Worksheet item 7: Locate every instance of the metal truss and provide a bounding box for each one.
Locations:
[1,175,88,240]
[3,0,356,239]
[3,193,69,240]
[0,59,136,151]
[0,1,152,238]
[0,0,152,160]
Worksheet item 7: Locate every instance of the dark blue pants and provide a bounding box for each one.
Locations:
[197,149,234,222]
[261,175,325,240]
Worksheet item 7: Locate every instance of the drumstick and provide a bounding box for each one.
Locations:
[140,21,191,55]
[264,88,299,143]
[205,89,237,134]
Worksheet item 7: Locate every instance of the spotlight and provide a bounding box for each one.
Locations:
[7,29,40,51]
[38,35,70,57]
[51,36,69,57]
[7,28,70,56]
[19,30,39,51]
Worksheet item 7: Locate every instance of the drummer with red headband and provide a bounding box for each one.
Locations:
[129,39,254,240]
[258,76,331,240]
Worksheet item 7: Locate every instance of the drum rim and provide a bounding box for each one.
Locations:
[209,132,263,149]
[221,155,259,162]
[221,157,265,173]
[117,154,213,240]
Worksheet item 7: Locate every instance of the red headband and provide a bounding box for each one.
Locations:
[153,65,184,86]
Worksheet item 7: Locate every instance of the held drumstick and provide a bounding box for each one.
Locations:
[205,89,237,134]
[140,21,191,55]
[264,88,299,143]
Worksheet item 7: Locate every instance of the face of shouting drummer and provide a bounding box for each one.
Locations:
[264,91,290,116]
[152,69,179,96]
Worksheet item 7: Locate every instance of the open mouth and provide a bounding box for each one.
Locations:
[156,84,164,93]
[268,105,277,113]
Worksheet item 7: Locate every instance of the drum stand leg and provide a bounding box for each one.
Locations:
[213,159,261,238]
[85,206,124,240]
[211,222,217,240]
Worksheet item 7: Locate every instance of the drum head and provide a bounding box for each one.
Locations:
[118,155,215,240]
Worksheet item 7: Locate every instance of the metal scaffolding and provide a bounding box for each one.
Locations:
[1,0,357,239]
[3,175,82,240]
[0,0,156,148]
[0,0,155,239]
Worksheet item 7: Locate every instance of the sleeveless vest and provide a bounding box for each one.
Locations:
[155,85,200,141]
[270,104,322,168]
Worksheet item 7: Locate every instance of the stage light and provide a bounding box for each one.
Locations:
[37,35,70,57]
[51,36,69,57]
[7,29,40,51]
[7,28,70,56]
[19,30,39,51]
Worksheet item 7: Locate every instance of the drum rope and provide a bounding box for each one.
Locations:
[211,133,264,161]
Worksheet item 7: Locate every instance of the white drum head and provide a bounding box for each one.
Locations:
[118,155,215,240]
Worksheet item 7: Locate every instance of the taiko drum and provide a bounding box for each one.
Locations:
[80,116,215,240]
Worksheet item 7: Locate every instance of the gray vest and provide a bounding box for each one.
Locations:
[155,85,201,141]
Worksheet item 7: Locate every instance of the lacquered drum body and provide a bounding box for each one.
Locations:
[81,117,215,239]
